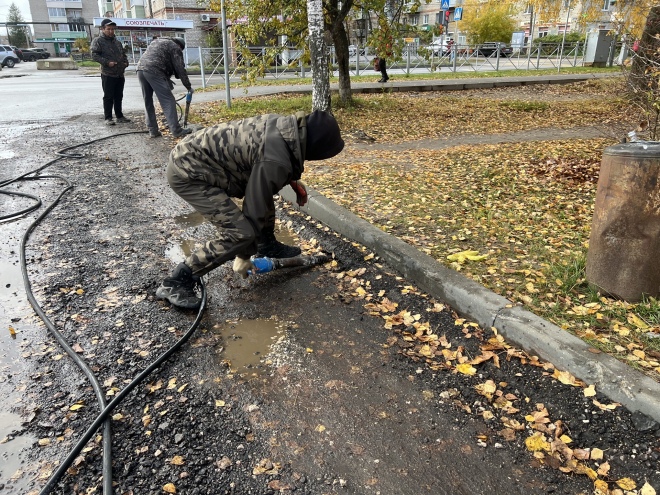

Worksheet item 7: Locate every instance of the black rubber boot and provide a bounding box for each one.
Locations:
[156,262,201,309]
[257,230,301,259]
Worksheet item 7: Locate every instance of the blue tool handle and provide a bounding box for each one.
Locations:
[186,91,193,103]
[247,257,274,275]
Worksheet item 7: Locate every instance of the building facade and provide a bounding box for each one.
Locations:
[348,0,466,48]
[514,1,614,43]
[29,0,98,55]
[102,0,219,47]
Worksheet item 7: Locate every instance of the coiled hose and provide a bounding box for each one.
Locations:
[0,131,207,495]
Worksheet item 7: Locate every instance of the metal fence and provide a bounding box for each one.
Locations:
[73,39,620,86]
[189,40,624,88]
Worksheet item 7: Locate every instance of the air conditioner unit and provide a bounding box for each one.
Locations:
[201,14,210,21]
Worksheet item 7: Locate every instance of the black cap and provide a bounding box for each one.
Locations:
[101,18,117,27]
[172,37,186,49]
[305,110,344,161]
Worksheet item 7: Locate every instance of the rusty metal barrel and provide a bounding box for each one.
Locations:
[586,142,660,302]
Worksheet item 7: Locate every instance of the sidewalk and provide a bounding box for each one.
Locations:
[189,72,620,104]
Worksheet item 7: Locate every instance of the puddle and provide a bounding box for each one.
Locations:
[0,260,28,371]
[175,211,205,229]
[165,239,198,264]
[0,412,36,493]
[212,318,285,377]
[275,225,298,246]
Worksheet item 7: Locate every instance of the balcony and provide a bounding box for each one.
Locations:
[50,31,87,38]
[67,16,85,23]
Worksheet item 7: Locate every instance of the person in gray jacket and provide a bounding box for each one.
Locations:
[91,19,130,126]
[136,37,192,138]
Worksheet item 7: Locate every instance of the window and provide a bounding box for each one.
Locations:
[403,17,408,25]
[410,15,418,25]
[67,9,82,17]
[564,0,571,8]
[423,14,429,24]
[51,23,70,31]
[435,12,441,23]
[48,8,66,16]
[524,4,532,13]
[602,0,610,10]
[538,29,548,38]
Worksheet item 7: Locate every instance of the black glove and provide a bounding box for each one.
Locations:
[168,79,175,90]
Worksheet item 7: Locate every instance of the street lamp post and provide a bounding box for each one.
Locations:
[558,0,571,73]
[220,0,231,108]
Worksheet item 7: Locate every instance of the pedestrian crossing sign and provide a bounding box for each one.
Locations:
[454,7,463,20]
[441,0,450,9]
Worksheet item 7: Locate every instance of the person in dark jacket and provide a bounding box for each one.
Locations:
[91,19,130,126]
[136,37,192,138]
[156,110,345,309]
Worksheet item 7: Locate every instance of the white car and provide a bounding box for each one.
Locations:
[429,39,451,56]
[0,45,19,68]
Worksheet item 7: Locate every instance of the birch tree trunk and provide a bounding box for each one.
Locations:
[307,0,331,112]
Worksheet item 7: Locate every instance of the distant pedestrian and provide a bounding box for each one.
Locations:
[136,37,192,138]
[373,20,392,83]
[91,19,130,126]
[377,57,389,83]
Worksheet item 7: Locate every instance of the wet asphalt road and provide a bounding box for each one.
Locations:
[1,114,659,494]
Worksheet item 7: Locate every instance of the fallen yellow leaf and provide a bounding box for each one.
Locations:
[628,313,649,329]
[641,481,657,495]
[455,363,477,375]
[616,478,636,490]
[215,400,225,407]
[69,404,84,411]
[591,448,604,460]
[559,434,572,444]
[171,456,185,466]
[163,483,176,493]
[583,385,596,397]
[594,479,609,494]
[524,433,550,452]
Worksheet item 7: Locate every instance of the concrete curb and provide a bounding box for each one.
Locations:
[260,73,618,97]
[191,72,619,103]
[280,185,660,423]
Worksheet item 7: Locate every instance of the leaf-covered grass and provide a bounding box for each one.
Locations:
[199,66,620,91]
[192,83,625,144]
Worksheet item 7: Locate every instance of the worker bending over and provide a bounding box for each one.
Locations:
[157,110,344,309]
[137,37,193,138]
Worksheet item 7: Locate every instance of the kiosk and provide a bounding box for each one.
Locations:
[92,17,194,64]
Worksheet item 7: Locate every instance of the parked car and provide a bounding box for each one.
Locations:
[477,42,513,58]
[31,48,51,59]
[430,38,451,56]
[0,45,20,68]
[10,46,24,62]
[20,48,40,61]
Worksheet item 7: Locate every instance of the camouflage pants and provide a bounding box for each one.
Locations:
[166,162,275,276]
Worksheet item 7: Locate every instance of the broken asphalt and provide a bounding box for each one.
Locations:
[0,112,658,495]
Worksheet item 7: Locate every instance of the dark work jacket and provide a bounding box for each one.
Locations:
[136,38,191,90]
[91,32,127,78]
[169,112,307,253]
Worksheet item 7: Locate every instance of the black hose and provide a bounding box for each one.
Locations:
[1,130,207,495]
[38,281,207,494]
